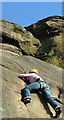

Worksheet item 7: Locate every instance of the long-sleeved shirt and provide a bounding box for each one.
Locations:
[19,73,44,84]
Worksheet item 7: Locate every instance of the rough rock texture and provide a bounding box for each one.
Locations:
[1,20,40,56]
[0,43,64,118]
[1,16,64,68]
[25,16,64,68]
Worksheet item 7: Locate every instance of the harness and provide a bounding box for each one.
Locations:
[36,78,49,90]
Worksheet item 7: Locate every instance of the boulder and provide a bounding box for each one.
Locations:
[1,20,40,56]
[25,16,64,68]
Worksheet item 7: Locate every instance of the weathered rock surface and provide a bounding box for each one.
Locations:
[1,20,40,56]
[1,16,64,68]
[0,43,64,118]
[25,16,64,68]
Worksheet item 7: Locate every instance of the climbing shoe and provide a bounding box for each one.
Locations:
[55,107,61,118]
[24,98,31,104]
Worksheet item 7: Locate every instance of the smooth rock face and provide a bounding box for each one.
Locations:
[1,20,40,56]
[25,16,64,68]
[0,43,63,118]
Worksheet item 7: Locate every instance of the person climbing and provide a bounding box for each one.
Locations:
[19,69,61,118]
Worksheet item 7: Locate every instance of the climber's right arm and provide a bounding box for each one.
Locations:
[18,73,32,78]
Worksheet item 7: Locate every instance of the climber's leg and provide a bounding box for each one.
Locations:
[22,82,40,103]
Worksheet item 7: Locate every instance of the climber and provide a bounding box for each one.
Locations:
[19,69,61,118]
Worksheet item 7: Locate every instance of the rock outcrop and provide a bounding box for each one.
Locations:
[1,16,64,68]
[0,43,63,118]
[25,16,64,68]
[1,20,40,56]
[0,16,64,119]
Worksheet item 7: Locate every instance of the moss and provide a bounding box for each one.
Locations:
[44,55,64,68]
[38,34,64,68]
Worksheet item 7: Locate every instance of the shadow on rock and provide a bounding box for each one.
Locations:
[37,92,53,118]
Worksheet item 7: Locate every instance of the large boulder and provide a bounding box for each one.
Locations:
[1,20,40,56]
[25,16,64,68]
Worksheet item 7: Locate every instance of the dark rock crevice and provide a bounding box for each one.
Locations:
[2,35,20,48]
